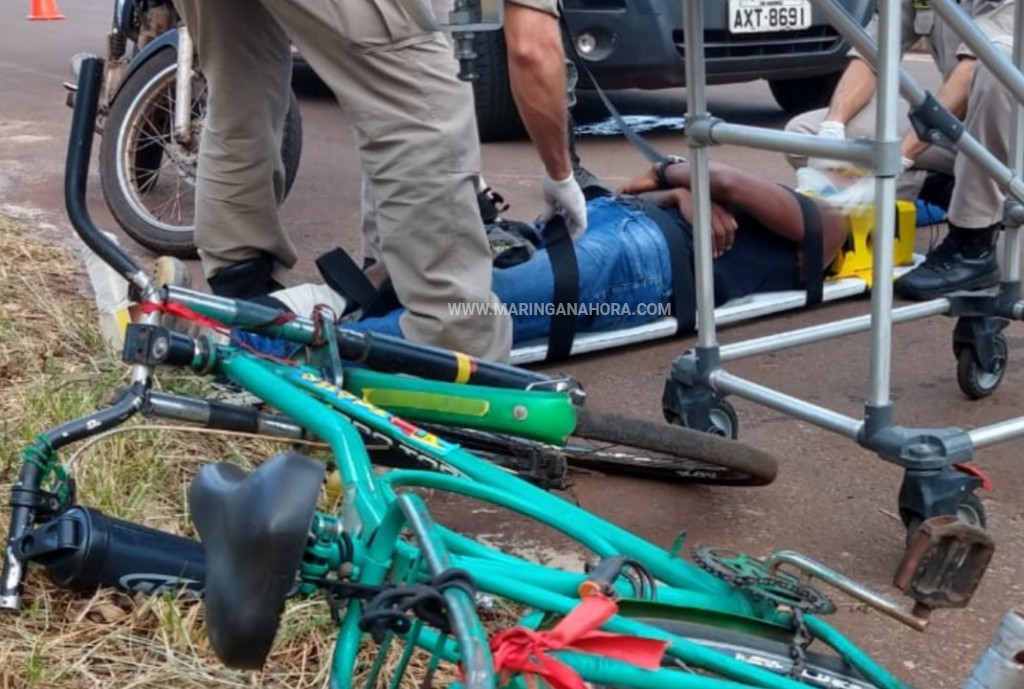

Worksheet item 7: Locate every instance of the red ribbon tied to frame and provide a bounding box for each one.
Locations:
[488,594,668,689]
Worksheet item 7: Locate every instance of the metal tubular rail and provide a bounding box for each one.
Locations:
[674,0,1024,464]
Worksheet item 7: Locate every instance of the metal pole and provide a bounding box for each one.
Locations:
[1002,0,1024,284]
[719,300,951,362]
[810,0,928,103]
[710,371,863,439]
[968,415,1024,449]
[866,0,902,413]
[930,0,1024,105]
[682,0,718,350]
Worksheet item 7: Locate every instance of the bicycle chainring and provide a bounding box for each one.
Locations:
[692,545,836,615]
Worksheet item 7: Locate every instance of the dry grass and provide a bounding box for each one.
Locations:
[0,215,521,689]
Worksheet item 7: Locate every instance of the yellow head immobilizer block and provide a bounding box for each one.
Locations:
[827,201,917,286]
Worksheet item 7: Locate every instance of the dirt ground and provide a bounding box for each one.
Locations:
[1,4,1023,688]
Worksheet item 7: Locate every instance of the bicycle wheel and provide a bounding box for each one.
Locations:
[413,408,778,487]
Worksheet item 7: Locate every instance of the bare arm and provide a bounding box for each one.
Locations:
[823,58,878,124]
[504,4,572,180]
[653,162,849,266]
[901,57,977,161]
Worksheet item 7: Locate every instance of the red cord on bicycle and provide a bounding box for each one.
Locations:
[482,594,667,689]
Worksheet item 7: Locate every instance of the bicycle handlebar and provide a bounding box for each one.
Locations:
[66,57,153,295]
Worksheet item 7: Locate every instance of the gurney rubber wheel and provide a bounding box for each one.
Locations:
[705,400,739,440]
[955,333,1007,400]
[666,399,739,440]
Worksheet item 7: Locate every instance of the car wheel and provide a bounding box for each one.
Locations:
[471,30,527,142]
[768,71,842,115]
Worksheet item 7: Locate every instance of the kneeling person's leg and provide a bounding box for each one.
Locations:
[264,0,511,360]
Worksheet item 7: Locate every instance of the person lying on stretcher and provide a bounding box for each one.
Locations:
[230,159,855,357]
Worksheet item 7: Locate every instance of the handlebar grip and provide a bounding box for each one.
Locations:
[65,57,145,284]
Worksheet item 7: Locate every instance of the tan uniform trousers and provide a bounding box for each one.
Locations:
[785,37,1013,229]
[171,0,513,361]
[357,0,563,266]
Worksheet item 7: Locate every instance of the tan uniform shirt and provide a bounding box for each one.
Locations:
[852,0,1016,79]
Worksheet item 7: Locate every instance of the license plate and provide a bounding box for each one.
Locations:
[728,0,812,34]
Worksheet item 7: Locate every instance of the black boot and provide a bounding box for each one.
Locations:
[208,254,285,301]
[894,224,1001,300]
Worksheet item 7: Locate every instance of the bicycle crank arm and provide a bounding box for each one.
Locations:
[764,551,930,632]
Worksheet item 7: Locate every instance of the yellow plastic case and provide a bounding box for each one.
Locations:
[827,201,917,285]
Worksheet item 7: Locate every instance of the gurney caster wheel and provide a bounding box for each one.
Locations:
[707,400,739,439]
[670,399,739,440]
[955,333,1007,400]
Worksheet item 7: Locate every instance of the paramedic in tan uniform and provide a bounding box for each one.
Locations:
[784,0,1016,300]
[358,0,588,268]
[169,0,513,362]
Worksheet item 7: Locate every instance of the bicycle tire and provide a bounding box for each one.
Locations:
[410,408,778,487]
[622,618,881,689]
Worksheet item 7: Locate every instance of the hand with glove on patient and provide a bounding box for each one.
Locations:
[797,119,915,211]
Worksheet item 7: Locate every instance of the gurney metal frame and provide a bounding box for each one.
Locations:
[664,0,1024,559]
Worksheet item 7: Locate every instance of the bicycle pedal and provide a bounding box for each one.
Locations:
[893,515,994,611]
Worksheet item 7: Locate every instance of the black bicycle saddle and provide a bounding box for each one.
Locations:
[187,451,326,670]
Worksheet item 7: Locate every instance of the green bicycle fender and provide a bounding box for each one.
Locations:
[343,367,577,445]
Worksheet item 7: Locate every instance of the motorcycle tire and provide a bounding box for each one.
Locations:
[99,47,303,259]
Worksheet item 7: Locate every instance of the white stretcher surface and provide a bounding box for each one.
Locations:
[509,255,925,365]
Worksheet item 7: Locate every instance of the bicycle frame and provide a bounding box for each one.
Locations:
[6,52,1001,689]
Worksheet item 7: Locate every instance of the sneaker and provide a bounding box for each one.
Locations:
[894,233,1000,300]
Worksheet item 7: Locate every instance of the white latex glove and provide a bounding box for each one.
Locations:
[807,120,850,171]
[539,172,588,240]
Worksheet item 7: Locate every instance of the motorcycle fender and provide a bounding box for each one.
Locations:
[111,29,179,103]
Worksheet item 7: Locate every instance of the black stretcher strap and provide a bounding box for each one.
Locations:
[640,202,697,335]
[316,248,378,312]
[790,192,825,307]
[559,15,670,166]
[315,247,401,318]
[542,215,580,362]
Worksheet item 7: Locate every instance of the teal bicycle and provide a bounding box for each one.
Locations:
[2,57,1013,689]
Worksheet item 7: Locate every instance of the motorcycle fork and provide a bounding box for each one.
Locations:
[174,26,195,147]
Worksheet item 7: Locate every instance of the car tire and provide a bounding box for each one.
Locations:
[471,30,526,142]
[768,71,842,115]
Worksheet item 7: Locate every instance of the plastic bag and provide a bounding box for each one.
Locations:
[78,231,132,354]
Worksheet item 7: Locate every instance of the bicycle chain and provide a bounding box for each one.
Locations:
[788,609,812,680]
[691,546,836,615]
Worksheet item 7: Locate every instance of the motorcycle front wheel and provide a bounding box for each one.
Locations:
[99,48,303,259]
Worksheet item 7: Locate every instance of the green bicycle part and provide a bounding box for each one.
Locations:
[804,615,908,689]
[462,568,831,689]
[378,469,742,600]
[329,492,494,689]
[693,546,837,615]
[343,367,577,445]
[214,350,912,689]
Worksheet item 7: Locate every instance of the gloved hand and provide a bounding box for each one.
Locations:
[539,172,588,240]
[807,120,849,171]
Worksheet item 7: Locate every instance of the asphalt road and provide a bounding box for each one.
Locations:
[2,4,1023,688]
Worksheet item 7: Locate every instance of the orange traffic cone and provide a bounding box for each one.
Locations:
[28,0,64,20]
